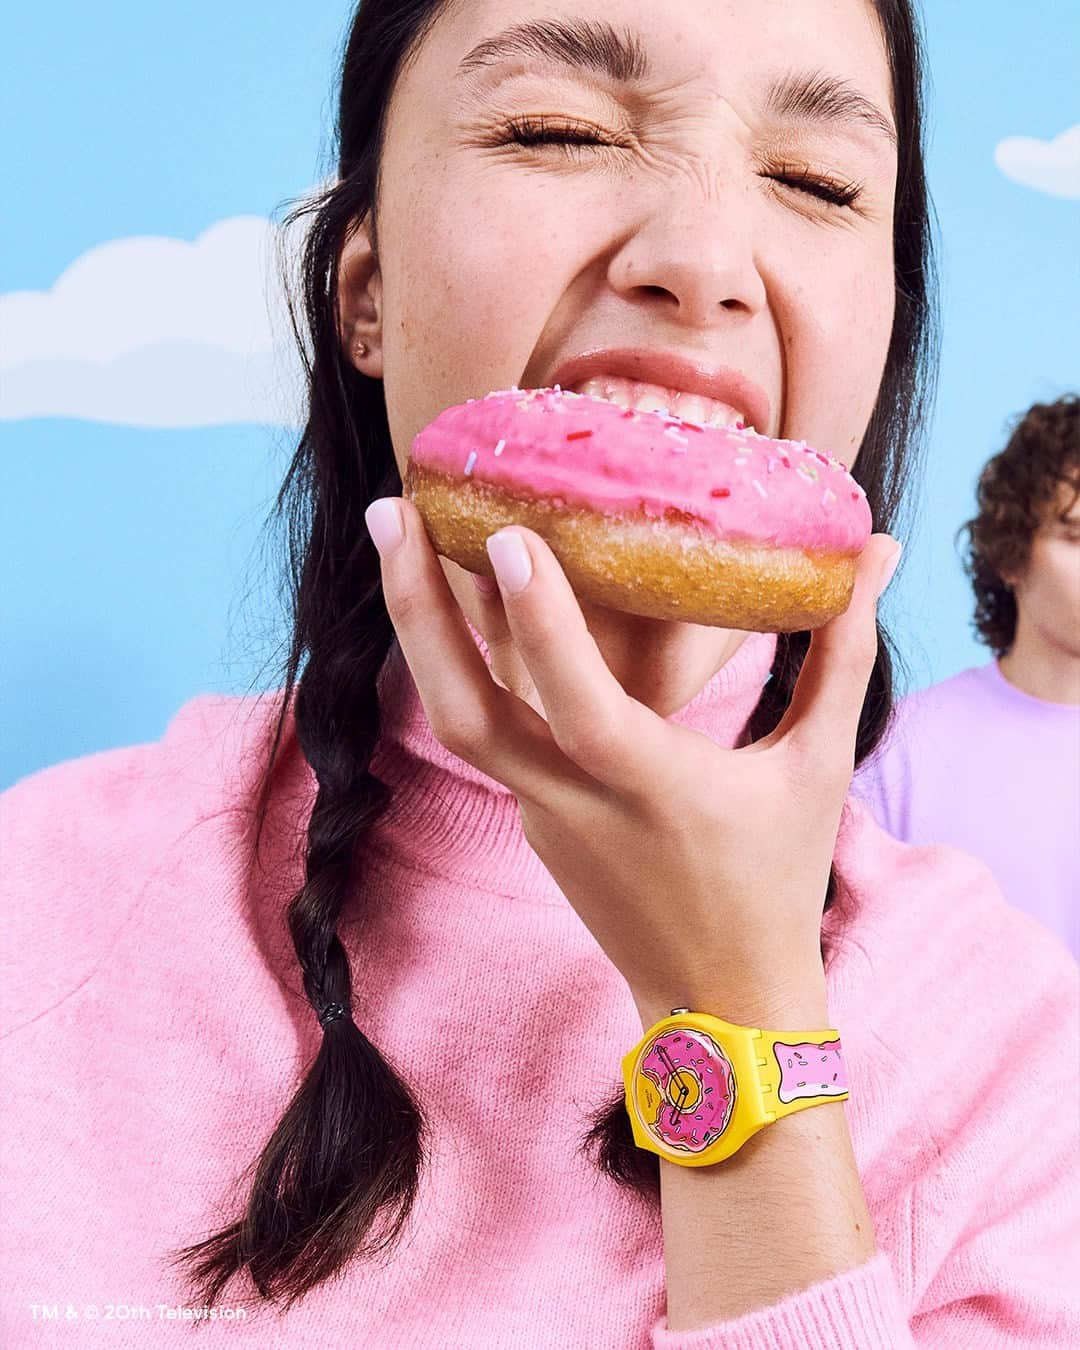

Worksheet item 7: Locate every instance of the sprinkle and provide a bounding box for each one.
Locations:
[736,419,746,430]
[752,478,767,499]
[822,487,836,506]
[850,490,860,501]
[664,427,689,447]
[493,438,506,456]
[464,450,477,476]
[781,455,791,468]
[734,456,749,466]
[797,463,820,483]
[709,487,731,498]
[553,383,562,392]
[566,429,593,441]
[681,421,705,432]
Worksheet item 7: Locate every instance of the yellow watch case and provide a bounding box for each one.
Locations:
[622,1009,848,1166]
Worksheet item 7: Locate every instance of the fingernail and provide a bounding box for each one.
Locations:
[875,541,903,598]
[486,529,532,594]
[472,572,499,595]
[365,498,404,558]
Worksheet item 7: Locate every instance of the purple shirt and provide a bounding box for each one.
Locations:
[851,658,1080,960]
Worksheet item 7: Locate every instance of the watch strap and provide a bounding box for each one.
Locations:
[753,1026,849,1122]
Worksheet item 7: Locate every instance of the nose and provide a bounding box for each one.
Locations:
[607,193,767,326]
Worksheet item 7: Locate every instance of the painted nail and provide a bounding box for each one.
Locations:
[486,530,532,594]
[365,498,404,558]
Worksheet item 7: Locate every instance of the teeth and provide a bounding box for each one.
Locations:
[568,376,749,430]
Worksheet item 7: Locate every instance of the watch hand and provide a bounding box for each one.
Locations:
[656,1044,690,1121]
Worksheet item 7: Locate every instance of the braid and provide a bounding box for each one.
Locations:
[167,255,428,1308]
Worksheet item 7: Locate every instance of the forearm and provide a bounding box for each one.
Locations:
[634,972,878,1333]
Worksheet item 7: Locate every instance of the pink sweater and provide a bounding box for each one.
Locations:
[2,628,1079,1348]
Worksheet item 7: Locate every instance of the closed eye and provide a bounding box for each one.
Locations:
[765,162,862,208]
[500,118,862,208]
[501,116,623,152]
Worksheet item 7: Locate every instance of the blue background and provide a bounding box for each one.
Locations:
[3,1,1078,789]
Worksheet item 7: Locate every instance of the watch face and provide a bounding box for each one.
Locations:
[632,1026,736,1156]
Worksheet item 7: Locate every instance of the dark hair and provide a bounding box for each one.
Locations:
[169,0,940,1313]
[954,395,1080,656]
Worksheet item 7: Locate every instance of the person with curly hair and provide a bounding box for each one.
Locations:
[853,394,1080,958]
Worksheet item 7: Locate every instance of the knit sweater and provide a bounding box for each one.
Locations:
[850,658,1080,959]
[2,628,1079,1348]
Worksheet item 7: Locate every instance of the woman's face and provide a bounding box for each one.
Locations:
[339,0,899,708]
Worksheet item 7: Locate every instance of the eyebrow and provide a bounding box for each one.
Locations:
[456,18,898,150]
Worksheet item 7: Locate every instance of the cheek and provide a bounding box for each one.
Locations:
[1046,545,1080,603]
[379,168,575,460]
[778,239,895,464]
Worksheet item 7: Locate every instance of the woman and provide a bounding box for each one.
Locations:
[2,0,1077,1346]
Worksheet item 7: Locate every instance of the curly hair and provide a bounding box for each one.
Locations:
[956,395,1080,656]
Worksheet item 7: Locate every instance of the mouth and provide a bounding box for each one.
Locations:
[563,376,751,432]
[547,346,771,436]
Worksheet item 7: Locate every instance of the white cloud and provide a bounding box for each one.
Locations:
[0,189,333,429]
[994,124,1080,200]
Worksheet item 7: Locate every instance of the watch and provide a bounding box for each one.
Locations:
[622,1007,849,1166]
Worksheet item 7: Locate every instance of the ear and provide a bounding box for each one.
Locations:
[336,213,383,377]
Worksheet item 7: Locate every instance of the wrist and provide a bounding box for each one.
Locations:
[632,965,830,1033]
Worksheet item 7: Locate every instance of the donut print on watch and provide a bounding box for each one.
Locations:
[633,1025,737,1155]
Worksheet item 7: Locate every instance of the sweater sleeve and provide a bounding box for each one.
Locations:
[650,1250,914,1348]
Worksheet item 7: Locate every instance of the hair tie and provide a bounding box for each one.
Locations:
[317,1002,350,1029]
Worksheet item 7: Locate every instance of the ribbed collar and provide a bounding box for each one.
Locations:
[366,622,779,906]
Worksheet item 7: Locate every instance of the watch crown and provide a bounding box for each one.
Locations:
[670,1007,690,1016]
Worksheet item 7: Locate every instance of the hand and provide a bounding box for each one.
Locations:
[365,495,901,1020]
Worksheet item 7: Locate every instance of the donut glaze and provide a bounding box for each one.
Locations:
[408,385,872,553]
[638,1026,736,1155]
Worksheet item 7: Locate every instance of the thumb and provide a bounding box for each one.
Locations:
[762,533,902,758]
[870,534,903,603]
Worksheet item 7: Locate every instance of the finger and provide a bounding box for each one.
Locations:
[484,524,665,790]
[365,496,567,795]
[763,533,902,767]
[465,569,543,708]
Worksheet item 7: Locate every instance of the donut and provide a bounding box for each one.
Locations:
[635,1026,736,1155]
[402,384,873,631]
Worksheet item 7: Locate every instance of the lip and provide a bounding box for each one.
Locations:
[548,346,772,435]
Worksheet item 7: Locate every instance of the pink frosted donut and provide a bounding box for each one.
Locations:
[639,1026,736,1155]
[403,385,873,631]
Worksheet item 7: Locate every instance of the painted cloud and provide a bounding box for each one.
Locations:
[0,204,321,429]
[994,124,1080,200]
